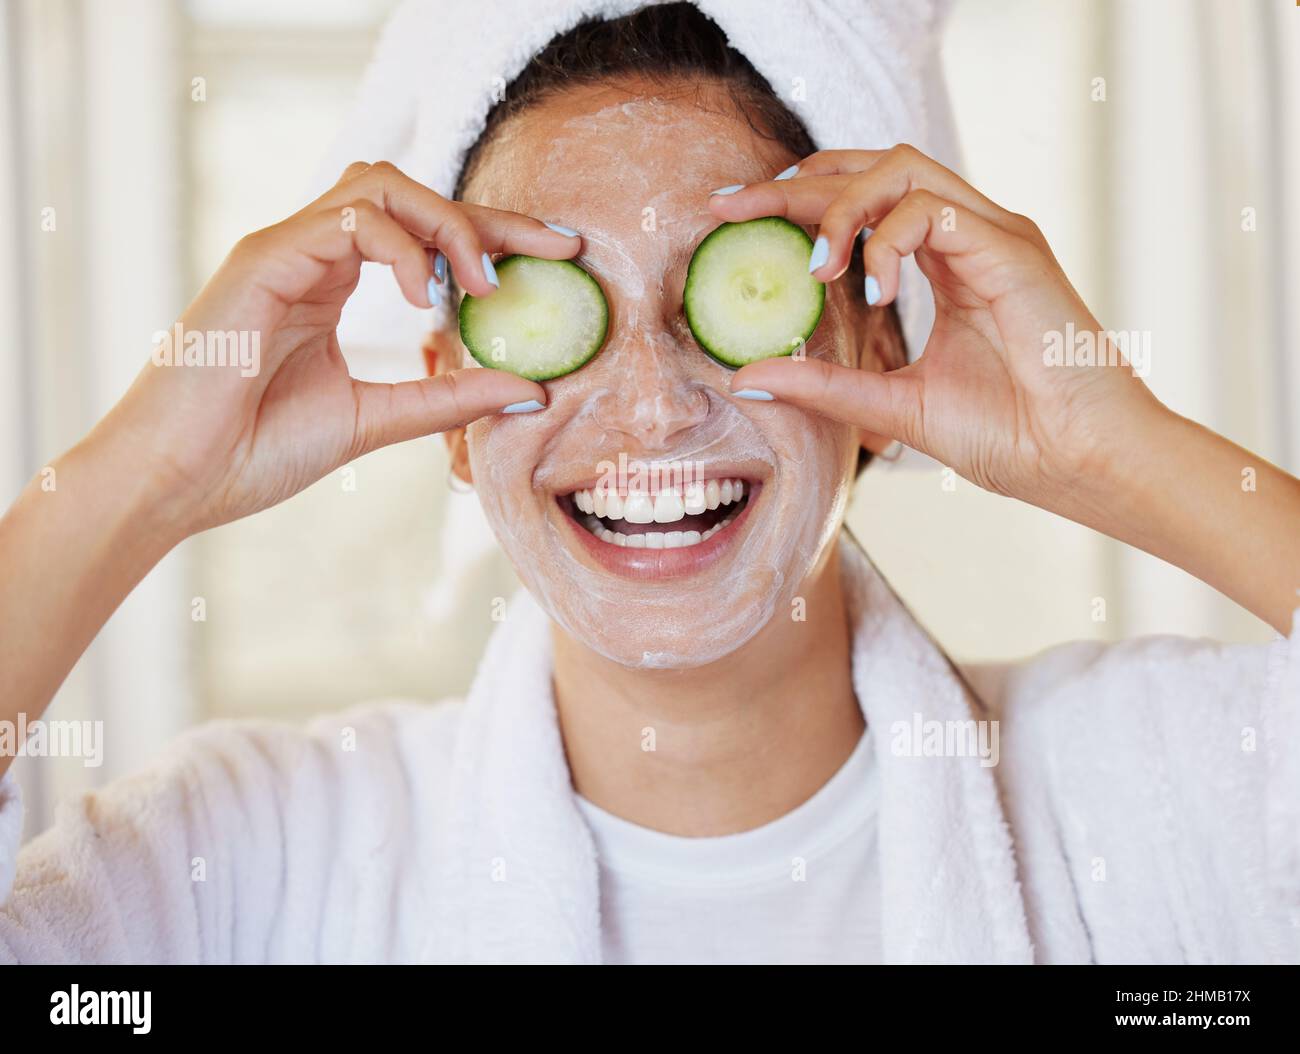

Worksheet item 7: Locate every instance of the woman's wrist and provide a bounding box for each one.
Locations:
[1060,403,1185,549]
[72,407,203,556]
[1054,404,1300,633]
[0,423,191,769]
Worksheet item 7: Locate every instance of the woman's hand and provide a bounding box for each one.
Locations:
[0,162,582,757]
[113,160,578,537]
[710,145,1300,633]
[710,144,1163,509]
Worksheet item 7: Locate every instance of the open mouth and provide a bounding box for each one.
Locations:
[565,477,752,549]
[554,472,761,579]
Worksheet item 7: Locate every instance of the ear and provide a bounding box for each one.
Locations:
[852,300,907,458]
[423,328,475,487]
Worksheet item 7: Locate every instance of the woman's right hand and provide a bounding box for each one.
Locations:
[2,162,581,758]
[108,160,577,537]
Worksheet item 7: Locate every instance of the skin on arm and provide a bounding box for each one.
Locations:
[712,145,1300,634]
[0,161,581,780]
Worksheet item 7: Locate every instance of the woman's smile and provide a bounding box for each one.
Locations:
[556,469,763,578]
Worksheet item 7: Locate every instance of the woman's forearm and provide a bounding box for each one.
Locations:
[1061,407,1300,635]
[0,421,184,779]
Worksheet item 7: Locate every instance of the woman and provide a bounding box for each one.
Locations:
[1,3,1296,964]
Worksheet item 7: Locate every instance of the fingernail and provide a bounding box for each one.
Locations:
[807,236,829,273]
[733,389,775,402]
[427,276,442,308]
[864,275,881,306]
[544,222,580,237]
[774,165,799,181]
[434,250,447,284]
[710,184,745,196]
[501,399,545,414]
[481,252,499,288]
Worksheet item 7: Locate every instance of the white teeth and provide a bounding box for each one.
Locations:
[652,488,685,524]
[572,478,748,521]
[684,482,707,515]
[623,491,655,524]
[571,477,750,551]
[584,514,736,550]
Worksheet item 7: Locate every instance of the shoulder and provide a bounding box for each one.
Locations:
[962,631,1288,837]
[965,630,1285,728]
[970,631,1298,961]
[8,698,469,962]
[966,630,1290,848]
[159,696,467,801]
[62,696,469,852]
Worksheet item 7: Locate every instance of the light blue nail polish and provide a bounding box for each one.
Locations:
[427,276,442,308]
[710,184,745,196]
[807,235,829,273]
[774,164,799,181]
[434,250,447,284]
[544,222,580,237]
[481,252,499,288]
[502,399,545,414]
[864,275,881,306]
[733,389,775,401]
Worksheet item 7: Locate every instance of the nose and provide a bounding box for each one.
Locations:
[590,337,711,451]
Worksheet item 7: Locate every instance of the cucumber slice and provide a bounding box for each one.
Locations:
[684,217,825,368]
[459,255,609,381]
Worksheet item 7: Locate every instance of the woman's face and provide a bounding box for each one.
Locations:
[454,81,874,669]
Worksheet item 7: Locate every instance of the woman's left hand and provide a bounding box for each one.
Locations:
[709,145,1300,633]
[709,143,1163,510]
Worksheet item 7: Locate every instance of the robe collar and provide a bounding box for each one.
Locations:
[425,533,1033,963]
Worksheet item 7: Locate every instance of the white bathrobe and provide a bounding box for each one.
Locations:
[1,536,1297,964]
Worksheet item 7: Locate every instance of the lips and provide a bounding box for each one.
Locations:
[556,474,761,578]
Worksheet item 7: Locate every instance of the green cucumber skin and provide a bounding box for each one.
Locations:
[684,217,826,370]
[459,255,609,382]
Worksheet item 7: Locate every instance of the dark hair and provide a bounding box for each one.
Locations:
[455,2,902,474]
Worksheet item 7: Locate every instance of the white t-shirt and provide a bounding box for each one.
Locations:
[574,727,881,965]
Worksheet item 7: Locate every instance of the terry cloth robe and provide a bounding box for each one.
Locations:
[1,535,1297,964]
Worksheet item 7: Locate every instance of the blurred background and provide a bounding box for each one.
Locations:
[3,0,1298,840]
